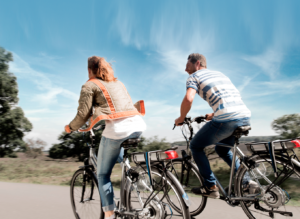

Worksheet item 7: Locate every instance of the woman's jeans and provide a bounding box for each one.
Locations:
[97,132,142,212]
[190,118,250,188]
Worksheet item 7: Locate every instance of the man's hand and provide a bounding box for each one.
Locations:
[175,117,185,126]
[205,113,214,121]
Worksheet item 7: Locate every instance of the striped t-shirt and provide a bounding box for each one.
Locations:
[186,69,251,122]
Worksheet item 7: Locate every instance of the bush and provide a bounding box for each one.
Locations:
[24,138,46,159]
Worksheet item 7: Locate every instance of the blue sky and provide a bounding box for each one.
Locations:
[1,0,300,149]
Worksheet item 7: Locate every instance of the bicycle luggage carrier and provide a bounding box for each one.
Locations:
[246,139,300,177]
[245,140,295,154]
[131,147,179,163]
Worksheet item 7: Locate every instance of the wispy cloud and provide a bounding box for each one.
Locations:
[243,49,284,80]
[9,53,78,105]
[237,72,260,92]
[111,1,215,75]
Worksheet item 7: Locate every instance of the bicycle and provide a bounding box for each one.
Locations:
[69,124,191,219]
[169,116,300,219]
[165,116,207,216]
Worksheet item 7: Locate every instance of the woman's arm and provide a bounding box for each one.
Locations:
[65,84,94,133]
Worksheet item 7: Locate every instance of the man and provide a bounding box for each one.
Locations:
[175,53,256,198]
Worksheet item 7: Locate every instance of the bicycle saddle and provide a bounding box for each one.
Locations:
[121,138,140,149]
[233,126,251,137]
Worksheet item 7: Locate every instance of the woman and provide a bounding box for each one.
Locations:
[65,56,146,219]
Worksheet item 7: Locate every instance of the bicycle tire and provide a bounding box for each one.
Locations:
[70,169,104,219]
[125,166,190,219]
[166,159,207,216]
[236,155,300,219]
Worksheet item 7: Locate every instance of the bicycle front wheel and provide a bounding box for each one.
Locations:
[126,166,190,219]
[166,159,207,216]
[236,155,300,219]
[70,169,104,219]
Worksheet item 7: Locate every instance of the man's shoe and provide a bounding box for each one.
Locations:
[191,186,220,199]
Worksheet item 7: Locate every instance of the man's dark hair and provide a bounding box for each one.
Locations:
[188,53,207,68]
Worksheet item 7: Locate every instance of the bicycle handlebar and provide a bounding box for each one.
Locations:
[172,115,206,130]
[62,124,106,139]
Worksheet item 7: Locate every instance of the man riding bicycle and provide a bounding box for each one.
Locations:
[175,53,257,199]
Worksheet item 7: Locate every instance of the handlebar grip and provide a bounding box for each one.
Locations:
[173,123,184,130]
[194,116,206,124]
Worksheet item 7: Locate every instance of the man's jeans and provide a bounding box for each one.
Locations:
[97,132,142,212]
[190,118,250,188]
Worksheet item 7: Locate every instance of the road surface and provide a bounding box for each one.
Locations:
[1,182,298,219]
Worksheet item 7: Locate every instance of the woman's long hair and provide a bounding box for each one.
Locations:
[88,56,117,82]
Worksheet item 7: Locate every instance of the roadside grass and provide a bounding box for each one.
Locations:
[0,153,122,187]
[1,150,299,206]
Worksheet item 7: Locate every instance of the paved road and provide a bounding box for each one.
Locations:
[0,182,247,219]
[0,182,298,219]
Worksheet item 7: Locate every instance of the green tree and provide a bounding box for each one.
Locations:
[49,129,103,161]
[49,130,172,161]
[0,47,32,157]
[141,136,170,152]
[271,114,300,139]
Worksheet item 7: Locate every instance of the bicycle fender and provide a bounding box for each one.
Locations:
[165,170,191,207]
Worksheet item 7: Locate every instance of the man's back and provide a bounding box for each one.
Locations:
[186,69,251,122]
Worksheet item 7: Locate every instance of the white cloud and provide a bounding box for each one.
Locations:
[9,53,78,105]
[244,77,300,98]
[237,72,260,92]
[7,53,80,148]
[243,49,283,79]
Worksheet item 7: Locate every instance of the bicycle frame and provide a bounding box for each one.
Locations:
[86,129,134,214]
[175,117,258,203]
[213,142,254,202]
[85,129,183,217]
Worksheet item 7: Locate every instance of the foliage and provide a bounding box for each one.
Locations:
[24,138,47,159]
[172,140,216,157]
[49,128,171,161]
[129,136,170,154]
[272,114,300,139]
[49,128,103,161]
[240,135,279,142]
[0,47,32,157]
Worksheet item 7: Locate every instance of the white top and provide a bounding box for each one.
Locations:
[186,69,251,122]
[102,115,147,140]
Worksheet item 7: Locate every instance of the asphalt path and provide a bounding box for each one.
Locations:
[0,182,298,219]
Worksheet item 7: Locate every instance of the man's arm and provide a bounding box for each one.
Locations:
[175,88,197,126]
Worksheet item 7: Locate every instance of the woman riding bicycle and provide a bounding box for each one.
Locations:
[65,56,146,219]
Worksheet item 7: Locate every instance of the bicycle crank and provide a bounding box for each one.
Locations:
[254,201,293,217]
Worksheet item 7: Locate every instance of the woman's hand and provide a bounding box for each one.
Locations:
[65,125,72,133]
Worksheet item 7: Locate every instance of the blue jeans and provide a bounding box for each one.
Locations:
[190,118,250,188]
[97,132,142,212]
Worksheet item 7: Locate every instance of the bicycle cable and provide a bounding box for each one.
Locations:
[163,203,173,219]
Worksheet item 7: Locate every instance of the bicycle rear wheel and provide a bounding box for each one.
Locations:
[126,166,190,219]
[70,169,104,219]
[166,159,207,216]
[236,155,300,219]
